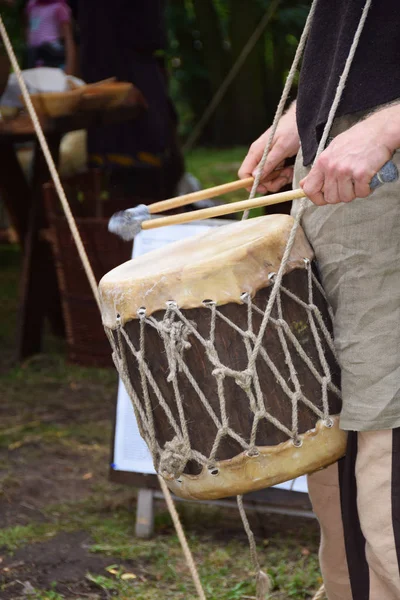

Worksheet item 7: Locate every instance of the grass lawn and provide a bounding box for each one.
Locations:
[0,149,321,600]
[186,146,246,199]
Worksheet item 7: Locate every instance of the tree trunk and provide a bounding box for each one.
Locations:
[169,0,213,141]
[226,0,270,145]
[192,0,233,145]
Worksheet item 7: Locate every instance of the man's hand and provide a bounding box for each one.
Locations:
[300,104,400,205]
[238,102,300,194]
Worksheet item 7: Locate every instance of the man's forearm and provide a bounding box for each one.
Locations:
[374,103,400,154]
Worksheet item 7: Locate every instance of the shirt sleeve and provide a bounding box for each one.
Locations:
[56,3,71,25]
[25,0,35,15]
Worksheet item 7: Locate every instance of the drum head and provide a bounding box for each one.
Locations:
[99,214,314,328]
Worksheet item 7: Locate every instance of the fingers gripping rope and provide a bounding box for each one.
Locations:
[242,0,319,220]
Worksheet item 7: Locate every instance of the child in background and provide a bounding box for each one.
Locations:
[26,0,76,74]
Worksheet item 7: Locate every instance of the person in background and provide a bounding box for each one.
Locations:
[77,0,184,202]
[25,0,76,74]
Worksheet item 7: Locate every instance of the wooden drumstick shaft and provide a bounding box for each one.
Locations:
[147,177,254,214]
[142,188,306,231]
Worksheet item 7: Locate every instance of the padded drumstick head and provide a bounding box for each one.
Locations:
[370,160,399,190]
[108,204,150,241]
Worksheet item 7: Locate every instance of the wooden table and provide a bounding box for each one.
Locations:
[0,96,146,360]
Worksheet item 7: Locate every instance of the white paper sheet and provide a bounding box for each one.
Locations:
[112,379,156,474]
[111,220,308,495]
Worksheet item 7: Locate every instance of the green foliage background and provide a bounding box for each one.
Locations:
[166,0,311,144]
[1,0,25,63]
[0,0,311,145]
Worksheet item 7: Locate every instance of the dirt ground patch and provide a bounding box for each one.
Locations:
[0,444,109,528]
[0,531,130,599]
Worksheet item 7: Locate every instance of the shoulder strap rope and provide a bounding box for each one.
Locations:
[247,0,373,373]
[243,0,319,219]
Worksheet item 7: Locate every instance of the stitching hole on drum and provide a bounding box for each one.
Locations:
[166,300,177,309]
[268,272,276,281]
[324,418,334,428]
[176,477,183,484]
[303,257,310,266]
[240,292,250,302]
[292,438,303,448]
[203,299,216,307]
[137,307,146,318]
[246,448,260,458]
[208,466,219,476]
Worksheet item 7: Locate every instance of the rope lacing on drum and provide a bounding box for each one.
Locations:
[153,313,195,382]
[117,256,341,478]
[159,436,192,481]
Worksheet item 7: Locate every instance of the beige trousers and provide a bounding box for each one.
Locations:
[308,430,400,600]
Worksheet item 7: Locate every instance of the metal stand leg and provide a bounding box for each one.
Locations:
[135,488,155,538]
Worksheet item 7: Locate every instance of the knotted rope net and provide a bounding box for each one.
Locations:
[105,260,340,483]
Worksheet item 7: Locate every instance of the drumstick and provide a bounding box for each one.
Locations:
[141,157,398,231]
[140,188,305,231]
[109,160,398,240]
[109,188,305,240]
[145,176,254,215]
[107,174,289,240]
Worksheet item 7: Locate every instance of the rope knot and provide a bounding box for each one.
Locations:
[160,316,195,382]
[235,370,253,392]
[321,375,330,387]
[159,436,191,481]
[293,390,302,403]
[212,368,226,380]
[163,318,193,351]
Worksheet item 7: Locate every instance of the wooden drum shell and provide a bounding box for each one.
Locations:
[112,267,344,500]
[100,215,346,500]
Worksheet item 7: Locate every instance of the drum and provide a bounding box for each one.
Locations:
[99,214,346,500]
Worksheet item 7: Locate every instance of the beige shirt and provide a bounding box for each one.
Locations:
[292,112,400,431]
